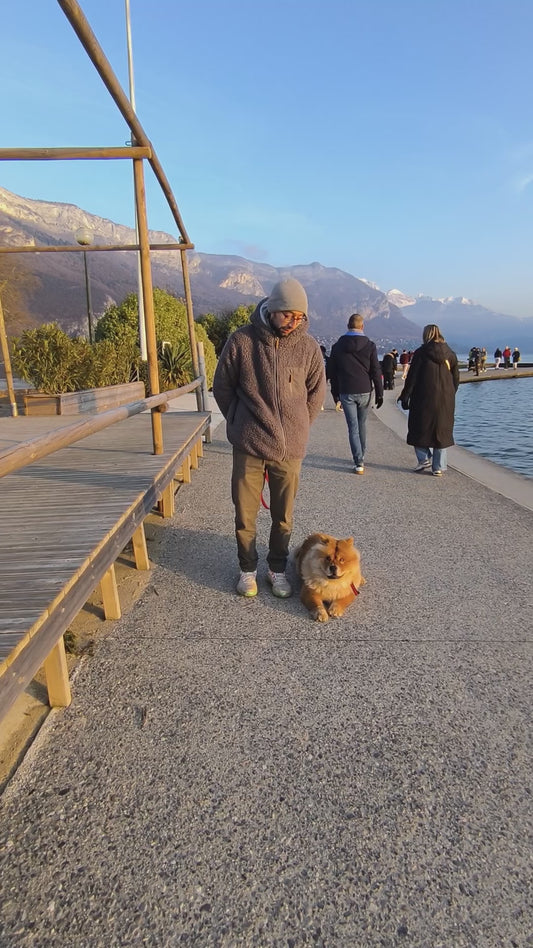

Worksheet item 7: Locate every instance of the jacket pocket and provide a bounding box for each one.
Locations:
[287,366,306,397]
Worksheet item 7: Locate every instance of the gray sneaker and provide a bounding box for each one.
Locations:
[236,571,258,597]
[266,570,292,598]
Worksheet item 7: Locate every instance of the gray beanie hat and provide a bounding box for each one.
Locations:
[266,278,308,316]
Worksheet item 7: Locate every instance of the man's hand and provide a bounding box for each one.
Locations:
[374,396,383,409]
[335,401,343,412]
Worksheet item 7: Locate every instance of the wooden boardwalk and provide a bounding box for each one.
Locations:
[0,410,210,718]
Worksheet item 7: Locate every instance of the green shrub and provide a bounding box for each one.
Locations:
[11,322,138,394]
[11,287,216,397]
[12,323,87,393]
[97,288,217,393]
[198,304,254,356]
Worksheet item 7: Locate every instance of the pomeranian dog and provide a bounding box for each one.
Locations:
[293,533,365,622]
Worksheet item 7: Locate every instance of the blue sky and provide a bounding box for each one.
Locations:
[3,0,533,318]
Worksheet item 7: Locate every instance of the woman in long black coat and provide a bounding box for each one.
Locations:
[398,324,459,476]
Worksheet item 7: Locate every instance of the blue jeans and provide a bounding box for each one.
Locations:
[339,393,372,466]
[415,446,447,472]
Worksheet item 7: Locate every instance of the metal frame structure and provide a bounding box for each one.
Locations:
[0,0,200,454]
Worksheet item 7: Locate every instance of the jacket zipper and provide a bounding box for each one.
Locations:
[274,337,287,460]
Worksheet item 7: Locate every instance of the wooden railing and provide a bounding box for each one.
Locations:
[0,375,210,479]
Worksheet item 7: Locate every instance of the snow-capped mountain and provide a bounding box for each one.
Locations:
[1,185,532,349]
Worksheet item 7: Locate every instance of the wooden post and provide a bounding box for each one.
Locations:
[133,156,163,455]
[190,441,199,470]
[100,564,121,619]
[43,638,72,708]
[132,523,150,570]
[178,454,192,484]
[0,292,18,417]
[161,482,175,518]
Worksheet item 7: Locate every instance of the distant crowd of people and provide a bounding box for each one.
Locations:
[468,346,521,374]
[493,346,521,370]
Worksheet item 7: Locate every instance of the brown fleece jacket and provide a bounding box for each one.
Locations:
[212,301,326,461]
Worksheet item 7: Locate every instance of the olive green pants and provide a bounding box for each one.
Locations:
[231,449,302,573]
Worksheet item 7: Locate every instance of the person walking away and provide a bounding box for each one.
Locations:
[328,313,383,474]
[503,345,512,368]
[397,323,459,476]
[381,350,396,389]
[494,347,502,369]
[480,347,487,372]
[512,347,521,369]
[213,278,326,598]
[400,349,410,380]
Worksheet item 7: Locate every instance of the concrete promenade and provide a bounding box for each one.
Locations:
[1,391,532,947]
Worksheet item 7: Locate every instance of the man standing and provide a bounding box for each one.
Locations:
[328,313,383,474]
[213,278,326,598]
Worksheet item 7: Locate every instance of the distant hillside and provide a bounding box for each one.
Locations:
[1,185,533,350]
[387,290,533,350]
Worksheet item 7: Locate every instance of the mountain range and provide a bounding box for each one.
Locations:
[1,185,532,352]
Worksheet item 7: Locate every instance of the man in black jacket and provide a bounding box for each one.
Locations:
[328,314,383,474]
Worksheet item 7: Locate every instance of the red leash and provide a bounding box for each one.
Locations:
[260,469,269,509]
[350,583,360,596]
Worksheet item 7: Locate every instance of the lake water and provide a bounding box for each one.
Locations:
[454,375,533,479]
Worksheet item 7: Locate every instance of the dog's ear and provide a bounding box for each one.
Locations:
[342,537,355,547]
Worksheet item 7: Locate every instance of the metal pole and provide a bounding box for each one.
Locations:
[197,341,212,443]
[133,157,163,454]
[125,0,147,361]
[82,250,94,343]
[0,292,18,417]
[180,248,202,411]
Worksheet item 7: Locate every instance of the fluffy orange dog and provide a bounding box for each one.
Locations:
[294,533,365,622]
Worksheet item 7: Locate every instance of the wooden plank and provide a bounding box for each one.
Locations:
[0,412,211,719]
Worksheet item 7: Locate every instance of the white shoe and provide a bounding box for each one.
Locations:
[414,460,431,472]
[236,571,258,597]
[266,570,292,598]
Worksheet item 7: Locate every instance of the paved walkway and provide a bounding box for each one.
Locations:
[1,392,532,947]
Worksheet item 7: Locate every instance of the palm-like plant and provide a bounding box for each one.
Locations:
[158,339,190,389]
